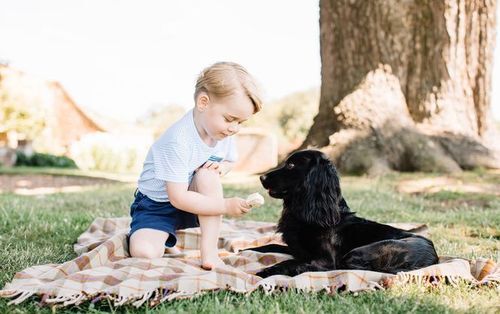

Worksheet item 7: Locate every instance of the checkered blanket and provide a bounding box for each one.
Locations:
[1,217,498,308]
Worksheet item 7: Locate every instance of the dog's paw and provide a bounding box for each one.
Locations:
[256,267,278,278]
[255,269,272,278]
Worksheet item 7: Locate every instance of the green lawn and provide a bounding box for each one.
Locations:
[0,168,499,313]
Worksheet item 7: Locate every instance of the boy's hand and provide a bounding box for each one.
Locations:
[224,197,251,217]
[246,193,265,208]
[200,161,221,174]
[198,161,230,176]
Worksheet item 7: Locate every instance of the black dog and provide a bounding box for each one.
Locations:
[248,150,439,278]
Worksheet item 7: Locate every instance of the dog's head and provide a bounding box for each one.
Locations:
[260,150,343,226]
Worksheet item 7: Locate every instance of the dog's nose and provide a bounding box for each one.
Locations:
[260,175,267,183]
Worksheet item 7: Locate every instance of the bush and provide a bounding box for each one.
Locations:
[137,104,186,139]
[244,88,320,155]
[15,151,77,168]
[69,132,151,173]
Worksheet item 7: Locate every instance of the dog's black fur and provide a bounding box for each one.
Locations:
[248,150,439,278]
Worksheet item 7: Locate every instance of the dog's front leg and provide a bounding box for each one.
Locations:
[256,259,333,278]
[256,259,303,278]
[242,244,291,255]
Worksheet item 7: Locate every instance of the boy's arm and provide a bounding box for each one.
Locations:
[166,181,247,216]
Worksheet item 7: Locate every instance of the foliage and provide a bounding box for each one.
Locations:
[275,88,320,140]
[69,132,151,173]
[244,88,320,152]
[15,151,77,168]
[0,69,48,140]
[135,90,319,147]
[137,104,186,139]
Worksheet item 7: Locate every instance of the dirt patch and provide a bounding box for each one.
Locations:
[397,176,500,196]
[0,174,121,195]
[427,199,494,212]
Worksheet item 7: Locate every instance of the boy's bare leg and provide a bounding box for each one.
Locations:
[198,215,223,269]
[129,228,169,258]
[190,168,225,269]
[166,246,182,254]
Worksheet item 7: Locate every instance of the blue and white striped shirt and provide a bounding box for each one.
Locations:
[137,109,238,202]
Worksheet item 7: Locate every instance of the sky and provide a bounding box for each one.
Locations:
[0,0,320,122]
[0,0,499,122]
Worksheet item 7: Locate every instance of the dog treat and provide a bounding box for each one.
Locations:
[246,193,264,208]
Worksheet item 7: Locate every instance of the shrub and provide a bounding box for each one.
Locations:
[15,151,77,168]
[244,88,320,155]
[137,104,186,139]
[69,132,151,173]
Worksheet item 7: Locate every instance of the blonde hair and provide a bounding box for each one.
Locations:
[194,62,263,113]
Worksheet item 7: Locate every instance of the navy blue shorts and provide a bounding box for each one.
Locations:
[129,189,199,247]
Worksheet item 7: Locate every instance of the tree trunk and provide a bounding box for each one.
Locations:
[303,0,499,174]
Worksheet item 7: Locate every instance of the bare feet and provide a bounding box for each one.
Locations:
[201,255,226,270]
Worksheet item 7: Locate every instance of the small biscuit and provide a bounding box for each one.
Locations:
[246,193,265,208]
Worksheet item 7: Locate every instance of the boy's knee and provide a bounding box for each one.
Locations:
[129,238,164,259]
[195,168,220,180]
[192,168,221,191]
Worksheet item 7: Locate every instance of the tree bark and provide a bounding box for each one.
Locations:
[303,0,499,174]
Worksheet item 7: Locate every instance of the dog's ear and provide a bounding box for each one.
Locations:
[299,158,342,227]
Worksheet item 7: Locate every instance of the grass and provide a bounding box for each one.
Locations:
[0,166,137,183]
[0,168,499,313]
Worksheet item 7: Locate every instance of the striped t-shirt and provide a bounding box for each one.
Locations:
[137,109,238,202]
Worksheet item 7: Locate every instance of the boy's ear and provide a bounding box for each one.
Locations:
[196,92,210,112]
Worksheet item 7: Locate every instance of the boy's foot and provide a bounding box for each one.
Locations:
[201,256,226,270]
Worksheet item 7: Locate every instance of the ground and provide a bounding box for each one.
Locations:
[0,167,498,313]
[0,174,117,194]
[3,169,500,196]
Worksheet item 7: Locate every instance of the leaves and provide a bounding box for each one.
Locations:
[0,68,48,139]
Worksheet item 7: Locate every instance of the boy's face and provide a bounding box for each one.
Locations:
[197,90,254,142]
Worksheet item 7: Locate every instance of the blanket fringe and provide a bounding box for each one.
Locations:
[2,267,498,308]
[321,284,341,294]
[7,291,35,305]
[365,281,384,291]
[258,281,276,294]
[477,273,500,287]
[63,293,86,306]
[132,290,154,308]
[161,290,199,302]
[45,295,73,304]
[0,290,22,298]
[396,273,468,287]
[113,295,129,307]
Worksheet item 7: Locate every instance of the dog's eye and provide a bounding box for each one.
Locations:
[286,163,295,170]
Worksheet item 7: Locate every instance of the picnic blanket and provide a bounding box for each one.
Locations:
[1,217,499,308]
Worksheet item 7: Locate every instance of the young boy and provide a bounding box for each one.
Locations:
[129,62,263,270]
